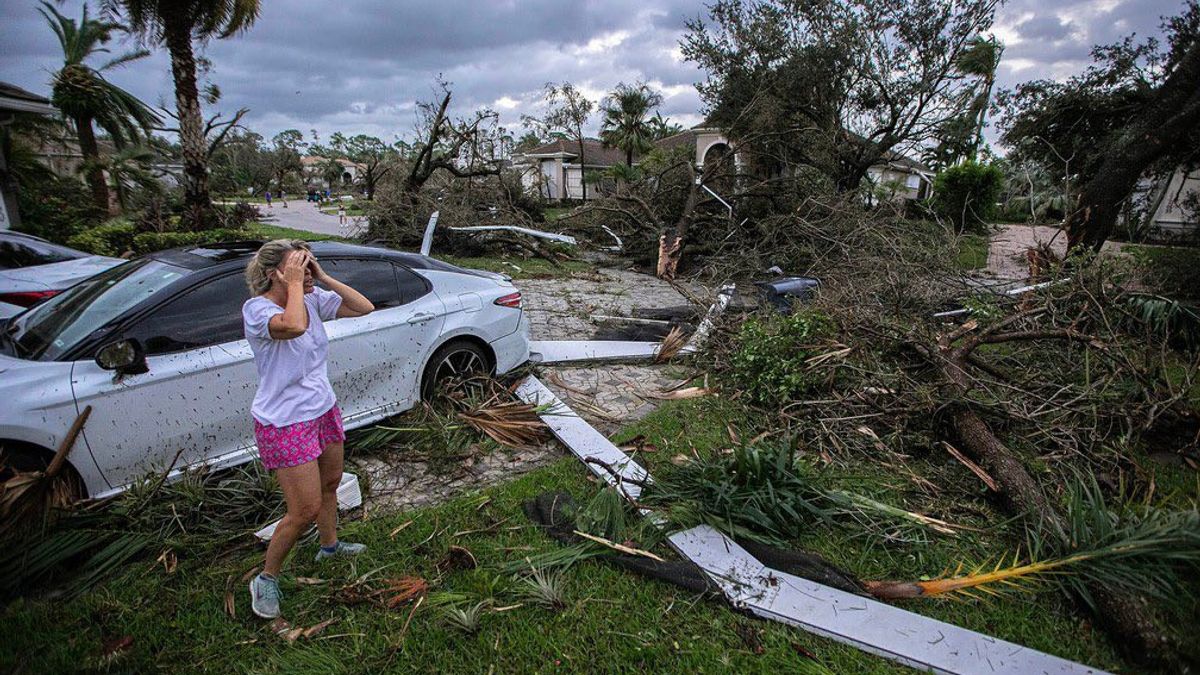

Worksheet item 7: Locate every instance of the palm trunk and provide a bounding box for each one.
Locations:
[74,115,110,214]
[164,21,213,230]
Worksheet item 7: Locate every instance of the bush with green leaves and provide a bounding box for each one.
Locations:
[66,220,138,256]
[14,173,105,244]
[931,161,1003,232]
[729,309,835,406]
[1128,245,1200,301]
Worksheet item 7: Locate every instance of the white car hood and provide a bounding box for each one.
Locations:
[0,255,124,291]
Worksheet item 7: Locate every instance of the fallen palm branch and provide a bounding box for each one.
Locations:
[0,406,91,540]
[456,397,550,449]
[654,325,688,363]
[864,475,1200,606]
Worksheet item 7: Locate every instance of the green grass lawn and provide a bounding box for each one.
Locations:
[542,207,573,222]
[246,223,350,243]
[2,394,1135,673]
[954,233,989,271]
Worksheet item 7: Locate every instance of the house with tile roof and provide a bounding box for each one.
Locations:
[515,121,933,202]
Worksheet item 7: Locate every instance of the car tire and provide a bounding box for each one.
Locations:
[420,340,492,401]
[0,442,85,502]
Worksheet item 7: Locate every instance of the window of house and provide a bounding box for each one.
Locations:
[125,272,249,355]
[906,174,921,189]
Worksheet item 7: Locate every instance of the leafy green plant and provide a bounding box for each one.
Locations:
[66,219,138,256]
[441,602,487,635]
[643,443,832,543]
[518,566,567,611]
[931,161,1003,232]
[729,310,835,406]
[1124,293,1200,349]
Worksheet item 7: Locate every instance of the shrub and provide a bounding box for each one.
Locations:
[931,162,1003,232]
[132,228,251,255]
[1128,245,1200,301]
[729,310,835,406]
[66,221,138,256]
[14,173,105,244]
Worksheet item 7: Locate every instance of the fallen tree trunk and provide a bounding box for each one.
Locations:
[931,328,1181,669]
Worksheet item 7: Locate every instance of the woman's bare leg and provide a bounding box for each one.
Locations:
[263,461,323,577]
[315,441,345,547]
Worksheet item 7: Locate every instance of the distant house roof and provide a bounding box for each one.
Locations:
[654,130,700,152]
[0,81,55,115]
[521,138,627,167]
[300,155,366,171]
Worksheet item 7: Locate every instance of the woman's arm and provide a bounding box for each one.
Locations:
[311,258,375,318]
[268,250,311,339]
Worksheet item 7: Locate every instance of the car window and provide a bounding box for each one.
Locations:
[318,258,401,308]
[8,259,186,361]
[0,236,83,269]
[395,266,430,304]
[126,273,250,355]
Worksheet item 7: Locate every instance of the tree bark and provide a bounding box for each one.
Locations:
[164,21,214,230]
[1065,39,1200,252]
[73,114,111,214]
[934,341,1180,669]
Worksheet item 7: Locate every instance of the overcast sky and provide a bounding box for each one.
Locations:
[0,0,1187,147]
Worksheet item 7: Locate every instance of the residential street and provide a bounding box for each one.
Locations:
[238,199,366,238]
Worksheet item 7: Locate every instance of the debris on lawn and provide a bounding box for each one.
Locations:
[437,545,479,572]
[0,405,91,540]
[448,225,578,246]
[514,375,1108,674]
[755,276,821,314]
[334,574,430,609]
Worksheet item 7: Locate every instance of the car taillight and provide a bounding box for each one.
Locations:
[494,292,522,308]
[0,290,60,308]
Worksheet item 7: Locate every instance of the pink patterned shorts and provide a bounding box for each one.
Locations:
[253,405,345,470]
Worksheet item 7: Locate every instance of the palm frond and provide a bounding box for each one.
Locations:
[865,474,1200,606]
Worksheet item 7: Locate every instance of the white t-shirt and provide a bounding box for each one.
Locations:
[242,287,343,427]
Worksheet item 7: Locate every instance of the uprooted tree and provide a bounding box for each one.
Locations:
[363,83,512,247]
[999,1,1200,252]
[690,197,1200,667]
[681,0,999,192]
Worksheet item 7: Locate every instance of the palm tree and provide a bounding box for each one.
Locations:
[955,36,1004,162]
[103,0,260,228]
[82,145,162,211]
[599,83,664,167]
[39,1,158,213]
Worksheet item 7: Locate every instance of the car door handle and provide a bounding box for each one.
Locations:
[406,312,435,325]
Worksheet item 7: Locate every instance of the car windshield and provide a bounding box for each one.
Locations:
[6,258,187,361]
[0,235,86,269]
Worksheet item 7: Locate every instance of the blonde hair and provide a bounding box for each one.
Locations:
[246,239,311,295]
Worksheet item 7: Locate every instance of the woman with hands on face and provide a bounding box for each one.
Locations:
[240,240,374,619]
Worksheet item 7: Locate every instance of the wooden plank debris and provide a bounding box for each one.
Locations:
[516,375,1108,675]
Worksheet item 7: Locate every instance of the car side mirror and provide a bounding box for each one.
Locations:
[95,339,148,375]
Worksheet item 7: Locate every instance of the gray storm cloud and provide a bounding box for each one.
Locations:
[0,0,1186,143]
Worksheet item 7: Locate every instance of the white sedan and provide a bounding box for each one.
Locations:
[0,240,529,500]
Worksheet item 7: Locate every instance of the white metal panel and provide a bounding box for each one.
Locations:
[527,340,661,364]
[669,526,1106,675]
[514,376,650,500]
